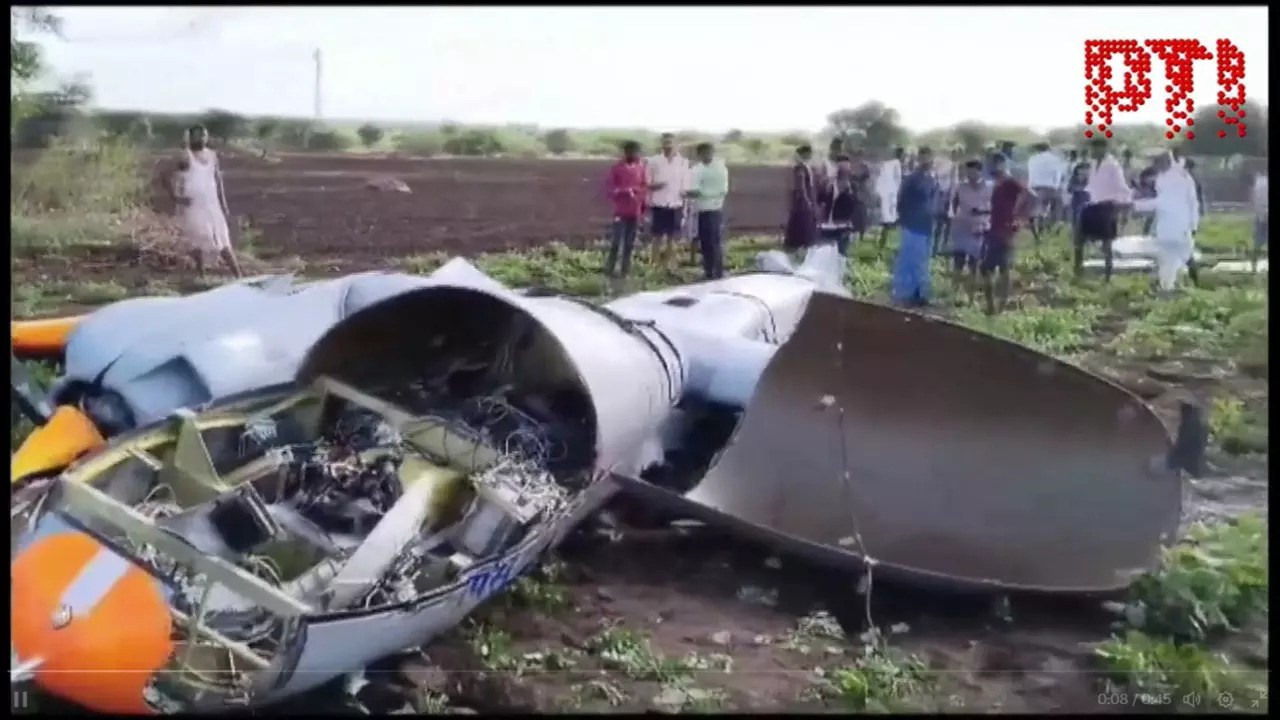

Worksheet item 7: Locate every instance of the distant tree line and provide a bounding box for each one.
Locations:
[12,99,1266,166]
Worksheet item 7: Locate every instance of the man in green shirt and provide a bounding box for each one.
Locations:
[685,142,730,279]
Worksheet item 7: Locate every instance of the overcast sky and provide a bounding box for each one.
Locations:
[39,5,1270,133]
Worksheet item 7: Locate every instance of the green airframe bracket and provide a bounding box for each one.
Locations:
[159,409,229,507]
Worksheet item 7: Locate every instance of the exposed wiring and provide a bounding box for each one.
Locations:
[831,303,882,648]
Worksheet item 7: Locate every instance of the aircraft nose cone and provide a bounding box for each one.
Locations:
[12,531,173,713]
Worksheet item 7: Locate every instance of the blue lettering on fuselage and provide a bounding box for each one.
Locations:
[463,559,516,601]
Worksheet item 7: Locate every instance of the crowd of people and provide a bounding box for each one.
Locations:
[601,134,1269,316]
[159,122,1265,307]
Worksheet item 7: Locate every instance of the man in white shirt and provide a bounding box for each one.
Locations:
[1131,151,1200,293]
[931,147,962,254]
[875,146,905,248]
[1026,142,1063,244]
[645,132,692,271]
[1073,137,1133,282]
[816,137,844,190]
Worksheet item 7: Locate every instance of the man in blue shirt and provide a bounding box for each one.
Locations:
[891,146,939,307]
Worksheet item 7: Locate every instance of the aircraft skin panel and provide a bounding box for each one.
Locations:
[690,291,1181,593]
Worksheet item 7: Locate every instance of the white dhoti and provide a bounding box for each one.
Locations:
[1133,163,1200,292]
[179,202,232,256]
[175,147,232,257]
[877,184,900,224]
[1153,231,1194,290]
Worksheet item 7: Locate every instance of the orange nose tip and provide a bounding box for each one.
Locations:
[11,405,105,484]
[12,531,173,714]
[11,315,83,357]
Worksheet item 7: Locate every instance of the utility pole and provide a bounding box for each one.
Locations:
[313,48,323,121]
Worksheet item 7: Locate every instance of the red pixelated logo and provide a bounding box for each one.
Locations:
[1083,38,1247,140]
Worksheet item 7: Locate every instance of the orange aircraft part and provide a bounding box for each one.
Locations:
[11,405,106,484]
[11,531,174,714]
[11,316,83,357]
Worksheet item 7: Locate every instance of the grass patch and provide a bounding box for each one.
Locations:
[1209,397,1269,456]
[1095,631,1266,704]
[816,646,935,712]
[1096,515,1268,705]
[1108,284,1268,362]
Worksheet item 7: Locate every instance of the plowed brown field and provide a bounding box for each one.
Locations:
[219,154,790,260]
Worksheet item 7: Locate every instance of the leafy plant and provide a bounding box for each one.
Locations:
[1107,515,1268,643]
[1095,631,1265,700]
[818,645,933,712]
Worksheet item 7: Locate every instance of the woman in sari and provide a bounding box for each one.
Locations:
[783,144,818,258]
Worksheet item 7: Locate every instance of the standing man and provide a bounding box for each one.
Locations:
[167,124,243,279]
[1131,151,1199,294]
[949,159,991,304]
[848,148,874,245]
[1182,157,1208,285]
[890,146,938,307]
[1057,148,1079,226]
[1065,152,1091,239]
[998,141,1021,181]
[824,135,844,183]
[1073,137,1132,282]
[817,154,858,256]
[1026,142,1062,244]
[982,154,1032,315]
[931,147,962,255]
[646,132,691,271]
[603,140,648,285]
[784,144,818,260]
[686,142,730,280]
[875,146,905,248]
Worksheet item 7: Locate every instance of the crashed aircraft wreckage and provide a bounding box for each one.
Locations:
[11,247,1205,713]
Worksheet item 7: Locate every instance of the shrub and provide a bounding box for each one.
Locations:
[198,108,248,143]
[306,129,353,152]
[275,120,317,151]
[11,136,144,215]
[542,128,575,155]
[357,123,385,148]
[393,130,447,156]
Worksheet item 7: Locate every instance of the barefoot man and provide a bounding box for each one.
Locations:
[168,124,243,279]
[646,132,691,271]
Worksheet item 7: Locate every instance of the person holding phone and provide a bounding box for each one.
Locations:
[983,154,1032,315]
[948,159,991,304]
[603,140,648,284]
[645,133,691,271]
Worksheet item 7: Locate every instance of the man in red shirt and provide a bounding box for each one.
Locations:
[603,140,647,283]
[982,154,1031,316]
